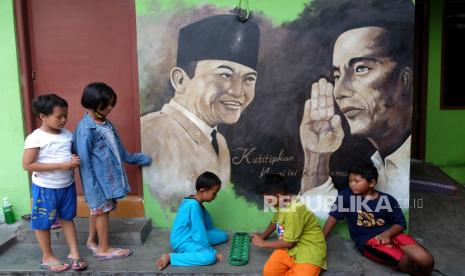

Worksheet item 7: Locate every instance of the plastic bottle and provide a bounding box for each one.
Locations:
[2,197,16,224]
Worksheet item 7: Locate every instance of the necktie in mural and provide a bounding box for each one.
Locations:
[211,129,219,156]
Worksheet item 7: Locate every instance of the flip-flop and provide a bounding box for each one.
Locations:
[39,261,70,273]
[21,214,31,221]
[68,257,88,271]
[93,248,133,261]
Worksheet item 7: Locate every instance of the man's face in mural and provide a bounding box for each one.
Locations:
[173,59,257,127]
[332,26,408,137]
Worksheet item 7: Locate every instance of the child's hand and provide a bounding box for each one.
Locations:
[62,154,80,170]
[252,232,265,239]
[375,232,391,244]
[251,233,265,247]
[216,253,225,262]
[69,154,80,169]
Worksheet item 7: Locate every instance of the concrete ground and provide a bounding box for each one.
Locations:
[0,185,464,275]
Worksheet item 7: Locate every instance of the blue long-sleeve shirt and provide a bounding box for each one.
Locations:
[170,197,214,251]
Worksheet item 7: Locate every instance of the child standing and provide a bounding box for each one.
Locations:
[252,174,327,276]
[73,82,152,260]
[323,163,434,275]
[156,171,228,270]
[23,94,87,272]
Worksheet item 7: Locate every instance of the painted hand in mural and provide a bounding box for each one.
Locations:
[300,78,345,192]
[300,78,344,154]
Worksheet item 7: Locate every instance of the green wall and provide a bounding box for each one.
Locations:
[136,0,310,26]
[425,0,465,184]
[0,0,31,219]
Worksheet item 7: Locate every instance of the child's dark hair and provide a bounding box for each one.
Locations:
[31,94,68,117]
[348,163,379,182]
[257,173,289,195]
[81,82,117,111]
[196,171,221,191]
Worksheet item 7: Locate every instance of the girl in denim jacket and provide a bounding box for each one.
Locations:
[74,82,152,260]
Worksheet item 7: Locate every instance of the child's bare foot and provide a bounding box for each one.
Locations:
[86,241,98,253]
[40,256,70,272]
[216,253,225,262]
[42,255,61,265]
[93,247,132,260]
[156,253,170,270]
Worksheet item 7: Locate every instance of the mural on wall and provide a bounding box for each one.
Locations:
[141,13,260,208]
[137,0,414,229]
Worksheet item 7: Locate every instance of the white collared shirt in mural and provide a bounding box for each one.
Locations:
[371,136,411,206]
[300,178,338,220]
[140,101,230,208]
[170,99,217,143]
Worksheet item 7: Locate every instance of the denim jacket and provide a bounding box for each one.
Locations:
[73,113,151,209]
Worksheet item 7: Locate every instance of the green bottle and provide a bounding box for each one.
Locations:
[2,197,16,224]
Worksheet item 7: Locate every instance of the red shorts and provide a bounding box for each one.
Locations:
[362,233,416,268]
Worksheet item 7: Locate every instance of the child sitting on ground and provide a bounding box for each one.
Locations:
[156,171,228,270]
[252,174,327,276]
[23,94,87,272]
[323,163,434,275]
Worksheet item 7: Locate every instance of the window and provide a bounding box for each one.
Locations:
[441,0,465,109]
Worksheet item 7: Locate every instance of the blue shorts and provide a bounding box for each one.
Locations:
[30,183,77,230]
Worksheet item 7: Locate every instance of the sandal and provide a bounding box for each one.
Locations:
[68,257,88,271]
[39,260,70,273]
